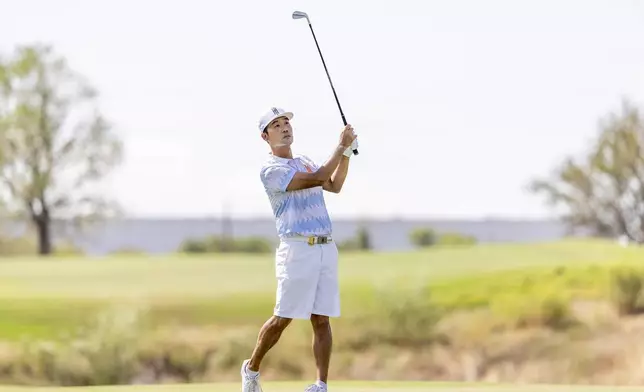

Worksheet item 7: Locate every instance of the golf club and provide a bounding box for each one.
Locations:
[292,10,359,155]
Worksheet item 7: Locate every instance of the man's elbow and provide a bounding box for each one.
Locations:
[325,182,341,193]
[313,168,334,184]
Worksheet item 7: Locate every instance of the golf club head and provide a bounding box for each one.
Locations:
[292,10,310,23]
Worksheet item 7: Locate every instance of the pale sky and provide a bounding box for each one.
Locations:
[2,0,644,220]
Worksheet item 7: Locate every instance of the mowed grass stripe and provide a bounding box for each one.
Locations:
[1,382,644,391]
[0,240,640,300]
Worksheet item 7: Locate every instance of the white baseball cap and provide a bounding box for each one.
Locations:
[258,107,294,133]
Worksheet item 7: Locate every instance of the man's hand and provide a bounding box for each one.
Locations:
[339,124,357,149]
[343,137,358,157]
[324,125,357,193]
[284,125,357,192]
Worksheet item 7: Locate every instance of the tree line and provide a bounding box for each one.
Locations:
[2,43,643,256]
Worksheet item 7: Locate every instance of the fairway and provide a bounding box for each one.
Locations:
[2,382,644,391]
[0,240,640,301]
[1,239,642,340]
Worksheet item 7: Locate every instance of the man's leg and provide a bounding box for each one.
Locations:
[308,243,341,390]
[247,315,292,371]
[310,314,333,384]
[242,239,319,388]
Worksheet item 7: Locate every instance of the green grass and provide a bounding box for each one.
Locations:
[0,381,643,391]
[0,239,642,341]
[1,239,639,300]
[2,240,644,387]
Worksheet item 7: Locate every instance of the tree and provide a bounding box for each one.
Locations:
[410,227,437,247]
[529,99,644,243]
[0,44,123,255]
[355,226,372,250]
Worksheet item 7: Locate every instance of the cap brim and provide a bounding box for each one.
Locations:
[262,111,294,132]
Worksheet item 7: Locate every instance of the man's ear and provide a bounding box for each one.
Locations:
[261,131,268,142]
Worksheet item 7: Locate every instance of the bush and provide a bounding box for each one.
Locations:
[232,237,272,253]
[410,228,437,247]
[0,235,36,256]
[438,232,477,246]
[179,236,272,254]
[410,228,477,248]
[338,226,372,251]
[382,287,445,345]
[180,239,209,253]
[610,266,644,315]
[355,227,372,250]
[13,307,143,386]
[204,236,235,253]
[53,241,84,257]
[539,296,576,330]
[349,285,446,349]
[0,235,83,257]
[138,338,215,383]
[337,239,360,251]
[494,293,576,331]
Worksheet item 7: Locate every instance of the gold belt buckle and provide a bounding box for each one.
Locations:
[307,236,329,245]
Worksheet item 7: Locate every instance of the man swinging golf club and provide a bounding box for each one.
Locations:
[241,107,358,392]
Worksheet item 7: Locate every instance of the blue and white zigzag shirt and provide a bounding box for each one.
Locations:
[260,153,332,239]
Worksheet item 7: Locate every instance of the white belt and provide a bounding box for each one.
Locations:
[284,235,333,245]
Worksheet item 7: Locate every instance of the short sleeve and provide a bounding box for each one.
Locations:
[260,164,297,193]
[299,155,320,171]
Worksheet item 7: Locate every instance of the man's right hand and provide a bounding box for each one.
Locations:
[339,124,357,148]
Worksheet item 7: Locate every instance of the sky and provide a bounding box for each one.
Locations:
[1,0,644,220]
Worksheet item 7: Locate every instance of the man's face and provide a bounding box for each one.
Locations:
[262,116,293,147]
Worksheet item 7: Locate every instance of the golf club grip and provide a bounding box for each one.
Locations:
[341,117,358,155]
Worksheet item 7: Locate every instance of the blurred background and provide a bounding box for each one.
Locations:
[1,0,644,388]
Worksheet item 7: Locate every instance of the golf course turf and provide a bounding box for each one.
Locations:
[1,381,644,391]
[2,240,644,389]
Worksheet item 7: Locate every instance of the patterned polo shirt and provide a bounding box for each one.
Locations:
[260,153,333,239]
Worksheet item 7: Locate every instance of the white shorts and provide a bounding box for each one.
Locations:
[273,238,340,319]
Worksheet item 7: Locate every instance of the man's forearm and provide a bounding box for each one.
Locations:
[315,144,347,182]
[329,156,350,192]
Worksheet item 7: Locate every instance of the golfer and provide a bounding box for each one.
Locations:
[241,107,357,392]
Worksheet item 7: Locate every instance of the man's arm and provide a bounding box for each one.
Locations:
[323,156,350,193]
[285,144,347,191]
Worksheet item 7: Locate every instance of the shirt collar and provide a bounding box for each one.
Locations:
[268,153,301,164]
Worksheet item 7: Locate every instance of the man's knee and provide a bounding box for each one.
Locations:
[269,315,292,332]
[310,314,331,331]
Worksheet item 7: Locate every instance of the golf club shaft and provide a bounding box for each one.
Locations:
[307,23,359,155]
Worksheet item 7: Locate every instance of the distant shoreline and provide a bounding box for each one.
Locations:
[1,217,569,256]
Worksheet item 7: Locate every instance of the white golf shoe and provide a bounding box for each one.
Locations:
[304,384,326,392]
[240,359,263,392]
